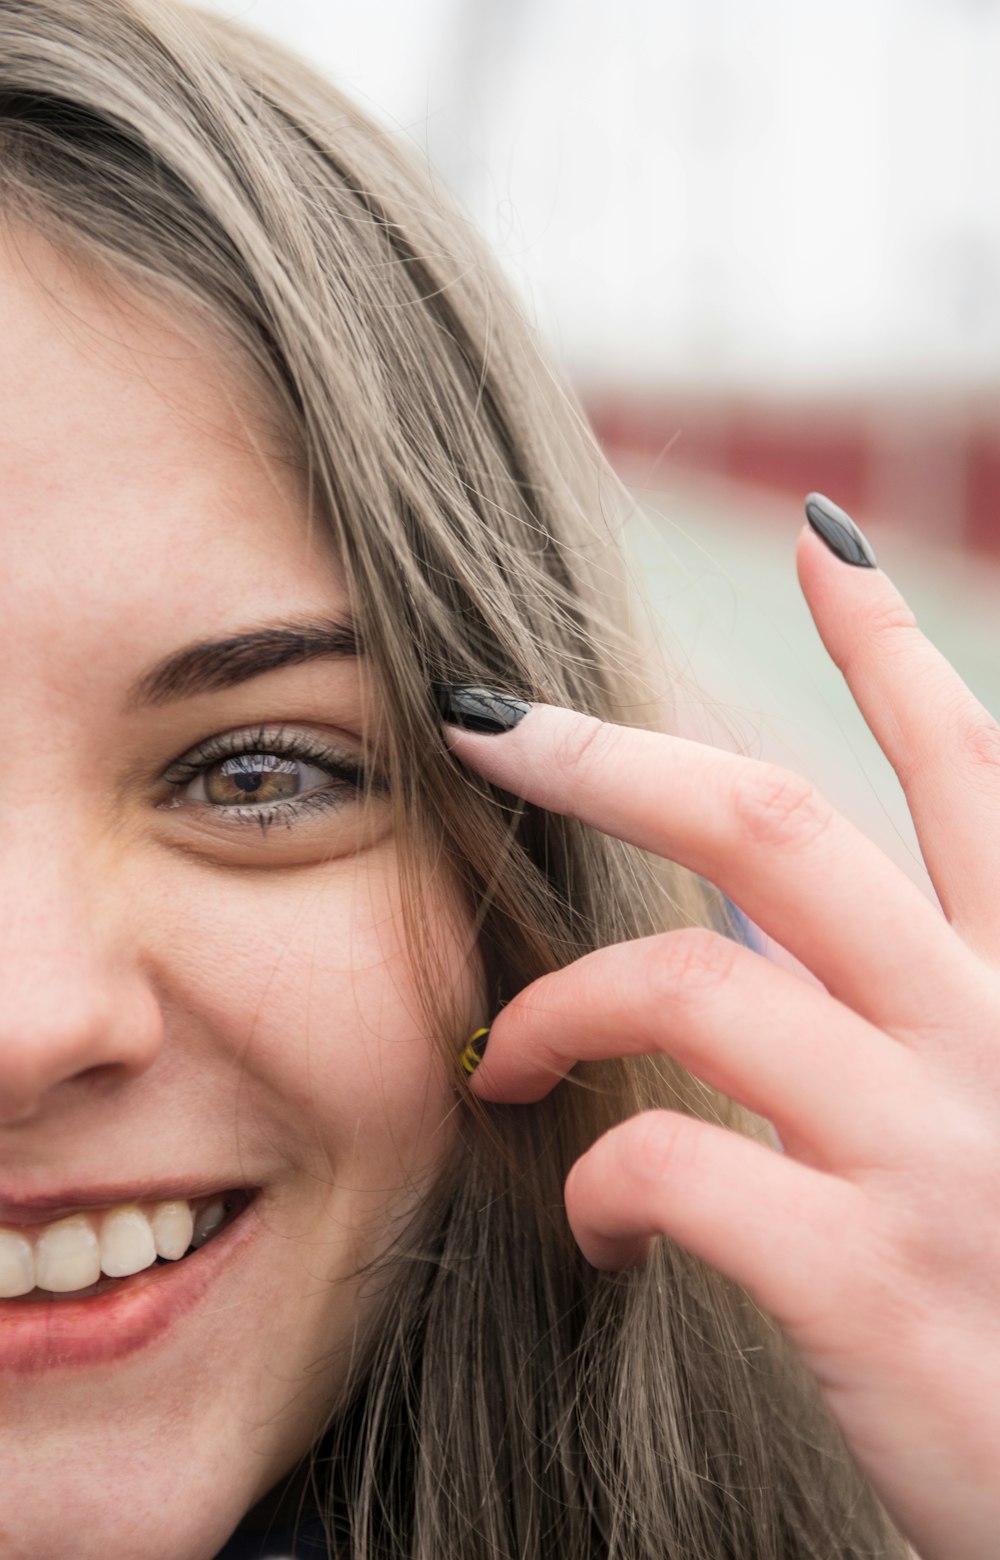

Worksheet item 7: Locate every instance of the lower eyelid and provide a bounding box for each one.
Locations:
[189,788,350,829]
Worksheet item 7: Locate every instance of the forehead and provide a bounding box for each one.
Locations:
[0,225,346,665]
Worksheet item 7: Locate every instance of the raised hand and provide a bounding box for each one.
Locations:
[440,500,1000,1560]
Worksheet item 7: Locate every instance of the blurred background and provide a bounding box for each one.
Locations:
[203,0,1000,933]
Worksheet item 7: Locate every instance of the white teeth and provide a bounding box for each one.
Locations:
[99,1205,157,1279]
[0,1229,35,1298]
[35,1215,102,1294]
[150,1200,194,1261]
[191,1198,226,1249]
[0,1192,243,1299]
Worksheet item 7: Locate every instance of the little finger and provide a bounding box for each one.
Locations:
[565,1107,861,1344]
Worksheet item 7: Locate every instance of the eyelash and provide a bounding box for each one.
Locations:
[160,725,377,836]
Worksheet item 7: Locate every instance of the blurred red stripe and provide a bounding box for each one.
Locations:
[585,392,1000,557]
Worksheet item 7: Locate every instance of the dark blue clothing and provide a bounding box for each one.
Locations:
[213,1514,329,1558]
[724,896,762,951]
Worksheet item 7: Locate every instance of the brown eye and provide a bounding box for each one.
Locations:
[160,726,380,833]
[197,753,328,809]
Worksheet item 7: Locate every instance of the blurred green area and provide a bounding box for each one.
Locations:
[622,475,1000,958]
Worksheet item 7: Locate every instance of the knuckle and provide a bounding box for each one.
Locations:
[623,1110,701,1186]
[840,600,919,680]
[502,978,565,1055]
[731,762,835,853]
[645,929,738,1003]
[553,713,622,783]
[867,599,920,645]
[957,716,1000,780]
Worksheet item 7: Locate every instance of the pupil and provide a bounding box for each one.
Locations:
[209,751,302,811]
[210,754,300,807]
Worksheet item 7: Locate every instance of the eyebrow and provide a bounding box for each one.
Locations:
[126,618,360,710]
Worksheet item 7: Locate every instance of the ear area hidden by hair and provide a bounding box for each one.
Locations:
[433,685,532,734]
[458,1027,490,1076]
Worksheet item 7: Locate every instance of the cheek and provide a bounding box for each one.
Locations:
[144,842,480,1178]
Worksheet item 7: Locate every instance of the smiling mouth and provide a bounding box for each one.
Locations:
[0,1190,255,1302]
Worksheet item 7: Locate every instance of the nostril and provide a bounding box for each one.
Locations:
[0,1058,125,1126]
[77,1061,137,1091]
[0,1100,43,1128]
[0,982,164,1114]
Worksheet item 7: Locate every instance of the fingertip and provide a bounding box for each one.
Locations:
[796,519,828,582]
[434,686,534,736]
[802,493,879,569]
[464,1060,498,1101]
[460,1026,520,1103]
[795,517,849,598]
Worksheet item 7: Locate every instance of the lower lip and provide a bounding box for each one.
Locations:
[0,1197,260,1376]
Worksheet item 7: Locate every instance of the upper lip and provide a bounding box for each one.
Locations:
[0,1179,250,1228]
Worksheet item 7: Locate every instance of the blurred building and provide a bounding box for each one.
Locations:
[194,0,1000,928]
[205,0,1000,554]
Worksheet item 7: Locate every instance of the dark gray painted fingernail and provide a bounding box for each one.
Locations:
[434,685,532,734]
[804,493,878,568]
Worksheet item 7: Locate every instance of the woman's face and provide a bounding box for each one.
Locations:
[0,228,476,1559]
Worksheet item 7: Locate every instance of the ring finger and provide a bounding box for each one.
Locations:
[471,928,929,1170]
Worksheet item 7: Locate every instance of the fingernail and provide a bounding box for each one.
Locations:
[804,493,878,568]
[433,685,532,734]
[459,1026,490,1076]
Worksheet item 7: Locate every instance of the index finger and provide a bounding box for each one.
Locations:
[441,698,977,1042]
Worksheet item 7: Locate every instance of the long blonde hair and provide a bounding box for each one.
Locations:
[0,3,908,1554]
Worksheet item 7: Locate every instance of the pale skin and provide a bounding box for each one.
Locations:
[450,544,1000,1560]
[5,223,992,1560]
[0,228,475,1560]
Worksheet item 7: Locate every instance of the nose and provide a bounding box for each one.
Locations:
[0,822,163,1124]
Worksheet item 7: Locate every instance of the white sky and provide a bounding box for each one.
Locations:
[200,0,1000,394]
